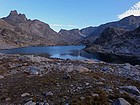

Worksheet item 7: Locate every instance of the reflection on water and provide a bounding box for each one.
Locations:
[51,50,100,61]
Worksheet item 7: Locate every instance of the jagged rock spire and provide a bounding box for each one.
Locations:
[4,10,27,23]
[9,10,18,16]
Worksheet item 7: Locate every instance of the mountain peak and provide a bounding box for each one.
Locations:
[4,10,27,23]
[9,10,18,16]
[120,15,140,21]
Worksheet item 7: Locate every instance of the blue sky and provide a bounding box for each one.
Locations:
[0,0,140,32]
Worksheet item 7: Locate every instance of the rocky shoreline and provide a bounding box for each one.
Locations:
[84,45,140,65]
[0,53,140,105]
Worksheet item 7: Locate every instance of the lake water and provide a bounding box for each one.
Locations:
[0,46,139,65]
[0,46,100,61]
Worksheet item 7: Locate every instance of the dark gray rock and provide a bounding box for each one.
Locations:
[27,66,40,75]
[112,98,131,105]
[120,86,140,95]
[63,73,71,80]
[44,91,54,97]
[24,100,36,105]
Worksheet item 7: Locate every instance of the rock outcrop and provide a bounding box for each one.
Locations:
[112,98,131,105]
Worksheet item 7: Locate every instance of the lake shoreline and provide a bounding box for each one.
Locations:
[0,45,139,65]
[84,45,140,65]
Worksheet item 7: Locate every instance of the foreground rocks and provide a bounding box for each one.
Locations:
[0,54,140,105]
[112,98,131,105]
[120,86,140,95]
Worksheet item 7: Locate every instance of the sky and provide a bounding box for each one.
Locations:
[0,0,140,32]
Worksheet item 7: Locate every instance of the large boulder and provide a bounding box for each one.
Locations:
[120,86,140,95]
[76,66,90,73]
[0,75,4,79]
[112,98,131,105]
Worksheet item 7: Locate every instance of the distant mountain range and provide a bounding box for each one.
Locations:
[59,15,140,45]
[82,15,140,44]
[0,10,140,53]
[58,26,97,44]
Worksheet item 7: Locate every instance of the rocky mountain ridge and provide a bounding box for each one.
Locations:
[93,27,128,45]
[0,10,69,49]
[0,10,97,48]
[82,15,140,44]
[85,26,140,58]
[0,10,140,50]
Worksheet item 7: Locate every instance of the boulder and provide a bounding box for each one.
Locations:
[123,63,131,70]
[76,66,90,73]
[92,94,99,97]
[120,86,140,95]
[112,98,131,105]
[44,91,53,97]
[102,67,114,72]
[5,97,11,101]
[80,96,85,100]
[24,100,36,105]
[18,55,30,61]
[26,66,40,75]
[28,55,50,62]
[63,73,71,80]
[66,65,74,72]
[136,96,140,101]
[21,93,30,97]
[96,82,104,85]
[0,75,4,79]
